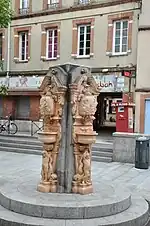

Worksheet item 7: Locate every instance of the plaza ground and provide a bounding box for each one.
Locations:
[0,151,150,202]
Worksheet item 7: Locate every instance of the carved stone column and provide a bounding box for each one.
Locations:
[37,72,66,193]
[70,69,100,195]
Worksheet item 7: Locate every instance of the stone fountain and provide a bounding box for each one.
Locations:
[38,64,100,194]
[0,64,148,226]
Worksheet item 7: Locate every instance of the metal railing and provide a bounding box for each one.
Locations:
[19,8,29,15]
[47,3,59,9]
[30,120,43,136]
[78,0,91,4]
[0,117,43,137]
[74,0,93,5]
[74,0,116,6]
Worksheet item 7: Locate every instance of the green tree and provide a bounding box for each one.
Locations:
[0,0,12,28]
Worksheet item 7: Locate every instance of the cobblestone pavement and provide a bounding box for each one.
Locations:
[0,151,150,201]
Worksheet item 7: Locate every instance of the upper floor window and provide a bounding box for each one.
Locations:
[0,34,2,61]
[46,28,58,59]
[19,0,29,14]
[47,0,59,9]
[19,32,28,61]
[112,20,128,55]
[77,25,91,57]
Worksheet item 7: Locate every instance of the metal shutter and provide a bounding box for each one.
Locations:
[16,96,30,119]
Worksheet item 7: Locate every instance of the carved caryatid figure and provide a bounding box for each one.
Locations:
[40,86,55,118]
[74,146,91,185]
[70,68,100,194]
[38,72,66,193]
[41,151,49,182]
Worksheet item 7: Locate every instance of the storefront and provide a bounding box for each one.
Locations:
[92,72,129,131]
[0,75,45,120]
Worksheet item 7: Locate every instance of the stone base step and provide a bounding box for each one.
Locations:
[0,145,111,162]
[92,146,113,153]
[0,181,131,220]
[0,134,37,140]
[0,141,42,151]
[0,196,148,226]
[0,146,42,156]
[92,150,113,158]
[0,136,41,146]
[92,156,112,163]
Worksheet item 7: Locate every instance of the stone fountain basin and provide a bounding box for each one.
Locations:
[77,132,97,144]
[38,131,57,143]
[0,180,131,220]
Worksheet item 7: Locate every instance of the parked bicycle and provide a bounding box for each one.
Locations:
[0,116,18,134]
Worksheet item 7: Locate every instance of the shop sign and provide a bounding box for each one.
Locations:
[92,73,126,92]
[0,76,44,89]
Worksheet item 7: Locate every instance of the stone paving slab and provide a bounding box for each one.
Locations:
[0,152,150,225]
[0,151,150,201]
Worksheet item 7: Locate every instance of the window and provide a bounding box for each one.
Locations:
[19,32,28,61]
[19,0,29,14]
[77,25,91,57]
[46,29,58,59]
[112,20,128,54]
[47,0,59,8]
[20,0,28,8]
[0,34,2,61]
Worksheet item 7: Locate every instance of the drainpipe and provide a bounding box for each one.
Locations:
[6,1,11,88]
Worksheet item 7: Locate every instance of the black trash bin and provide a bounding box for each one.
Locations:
[135,137,149,169]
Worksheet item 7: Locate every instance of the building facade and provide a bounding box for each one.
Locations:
[135,0,150,134]
[0,0,140,131]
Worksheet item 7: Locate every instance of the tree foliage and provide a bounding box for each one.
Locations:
[0,85,8,95]
[0,0,12,28]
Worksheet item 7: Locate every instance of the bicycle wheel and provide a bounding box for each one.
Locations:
[0,124,2,133]
[8,123,18,135]
[0,125,6,133]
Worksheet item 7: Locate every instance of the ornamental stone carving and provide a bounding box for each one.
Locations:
[37,70,67,193]
[40,95,54,118]
[70,68,100,195]
[78,88,97,117]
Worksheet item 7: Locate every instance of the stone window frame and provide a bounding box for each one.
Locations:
[106,12,133,57]
[15,0,32,15]
[72,18,95,59]
[41,22,61,61]
[14,26,32,63]
[43,0,62,10]
[0,29,5,62]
